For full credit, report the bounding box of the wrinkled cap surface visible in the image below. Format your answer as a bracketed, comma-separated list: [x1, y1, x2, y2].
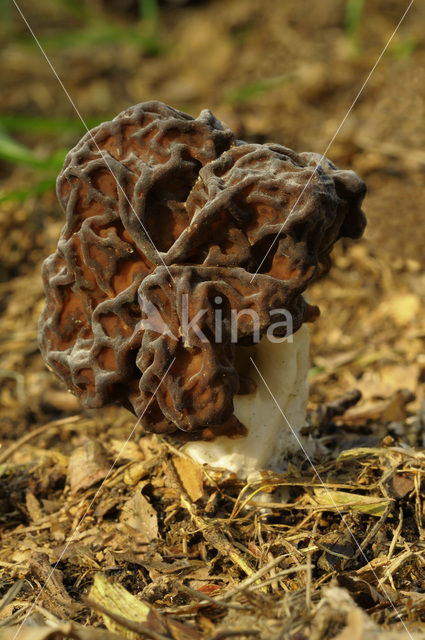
[39, 101, 366, 435]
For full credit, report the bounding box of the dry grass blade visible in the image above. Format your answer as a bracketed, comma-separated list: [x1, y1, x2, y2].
[0, 582, 23, 615]
[0, 415, 80, 464]
[177, 585, 247, 611]
[388, 508, 404, 561]
[354, 503, 392, 558]
[180, 496, 258, 582]
[245, 565, 309, 592]
[1, 3, 425, 638]
[218, 554, 293, 600]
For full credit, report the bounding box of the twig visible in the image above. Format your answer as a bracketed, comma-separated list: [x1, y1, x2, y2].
[309, 389, 362, 430]
[0, 602, 31, 629]
[414, 472, 424, 538]
[306, 516, 319, 610]
[314, 544, 352, 560]
[354, 503, 392, 559]
[0, 415, 80, 463]
[247, 565, 309, 592]
[218, 554, 290, 600]
[180, 496, 258, 584]
[178, 584, 247, 610]
[0, 580, 23, 614]
[383, 548, 417, 590]
[388, 507, 403, 561]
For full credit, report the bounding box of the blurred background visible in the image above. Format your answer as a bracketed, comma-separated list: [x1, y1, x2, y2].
[0, 0, 424, 436]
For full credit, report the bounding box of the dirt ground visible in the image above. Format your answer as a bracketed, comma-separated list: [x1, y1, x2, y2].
[0, 1, 424, 638]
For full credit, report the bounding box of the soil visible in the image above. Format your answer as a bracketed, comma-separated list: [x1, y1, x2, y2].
[0, 1, 424, 639]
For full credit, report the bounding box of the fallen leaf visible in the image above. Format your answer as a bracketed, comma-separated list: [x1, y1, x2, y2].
[25, 490, 43, 523]
[390, 472, 415, 499]
[88, 573, 164, 639]
[68, 440, 110, 494]
[120, 489, 158, 541]
[337, 447, 389, 461]
[173, 455, 204, 502]
[94, 496, 122, 518]
[88, 573, 201, 640]
[313, 488, 390, 517]
[337, 574, 383, 608]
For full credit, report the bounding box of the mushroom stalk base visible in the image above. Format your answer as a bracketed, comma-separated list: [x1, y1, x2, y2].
[182, 324, 310, 479]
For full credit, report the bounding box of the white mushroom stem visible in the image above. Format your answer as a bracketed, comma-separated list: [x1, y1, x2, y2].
[182, 324, 310, 478]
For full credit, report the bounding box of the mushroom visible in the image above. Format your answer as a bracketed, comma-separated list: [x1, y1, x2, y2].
[39, 101, 366, 478]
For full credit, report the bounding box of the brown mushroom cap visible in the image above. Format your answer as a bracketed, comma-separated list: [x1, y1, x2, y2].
[39, 101, 366, 435]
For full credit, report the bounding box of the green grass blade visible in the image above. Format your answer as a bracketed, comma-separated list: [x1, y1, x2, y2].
[139, 0, 159, 26]
[0, 128, 67, 170]
[344, 0, 365, 52]
[0, 176, 57, 204]
[0, 114, 106, 136]
[226, 74, 292, 104]
[0, 129, 42, 167]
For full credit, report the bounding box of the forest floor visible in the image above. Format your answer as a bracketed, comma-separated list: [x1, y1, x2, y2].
[0, 1, 424, 638]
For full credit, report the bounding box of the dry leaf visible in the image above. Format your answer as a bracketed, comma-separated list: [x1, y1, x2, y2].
[25, 491, 43, 523]
[197, 584, 221, 595]
[313, 488, 390, 517]
[120, 489, 158, 541]
[390, 472, 415, 499]
[337, 447, 389, 461]
[88, 572, 163, 639]
[337, 574, 383, 608]
[381, 389, 414, 422]
[68, 440, 110, 494]
[173, 456, 204, 502]
[332, 605, 424, 639]
[88, 573, 201, 640]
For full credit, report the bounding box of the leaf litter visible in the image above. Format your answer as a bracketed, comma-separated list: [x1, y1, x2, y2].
[1, 0, 425, 638]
